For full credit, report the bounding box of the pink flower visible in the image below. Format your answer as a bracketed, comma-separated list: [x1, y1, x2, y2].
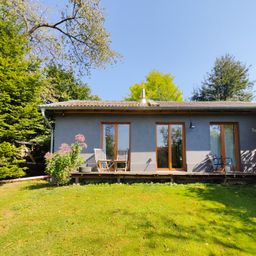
[44, 152, 53, 160]
[58, 143, 72, 155]
[80, 143, 87, 149]
[75, 134, 85, 143]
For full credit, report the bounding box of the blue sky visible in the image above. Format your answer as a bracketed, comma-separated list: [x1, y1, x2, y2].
[42, 0, 256, 100]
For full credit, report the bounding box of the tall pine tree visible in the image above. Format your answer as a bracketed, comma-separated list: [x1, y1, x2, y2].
[0, 10, 44, 178]
[191, 54, 254, 101]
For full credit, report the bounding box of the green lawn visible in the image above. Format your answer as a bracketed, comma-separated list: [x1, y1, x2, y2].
[0, 181, 255, 256]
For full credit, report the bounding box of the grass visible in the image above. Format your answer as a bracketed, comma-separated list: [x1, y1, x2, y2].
[0, 181, 256, 256]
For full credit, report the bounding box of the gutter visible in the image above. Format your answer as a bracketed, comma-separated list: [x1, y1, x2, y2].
[40, 108, 54, 153]
[38, 105, 256, 112]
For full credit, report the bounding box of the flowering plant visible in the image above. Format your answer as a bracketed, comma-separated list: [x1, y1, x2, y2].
[44, 134, 87, 185]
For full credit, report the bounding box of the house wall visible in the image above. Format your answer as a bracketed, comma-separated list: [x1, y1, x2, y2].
[53, 113, 256, 173]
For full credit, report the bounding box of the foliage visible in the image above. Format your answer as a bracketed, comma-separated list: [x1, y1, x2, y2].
[191, 54, 254, 101]
[125, 70, 183, 101]
[0, 9, 46, 178]
[45, 134, 86, 185]
[1, 182, 256, 255]
[41, 64, 100, 102]
[2, 0, 118, 74]
[0, 7, 101, 179]
[104, 125, 114, 159]
[0, 10, 43, 142]
[0, 142, 26, 179]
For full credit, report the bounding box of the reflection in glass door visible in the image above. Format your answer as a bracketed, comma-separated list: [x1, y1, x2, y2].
[210, 123, 239, 171]
[224, 125, 237, 168]
[156, 124, 185, 170]
[171, 125, 184, 168]
[103, 124, 115, 159]
[156, 125, 169, 168]
[117, 124, 130, 160]
[102, 123, 130, 161]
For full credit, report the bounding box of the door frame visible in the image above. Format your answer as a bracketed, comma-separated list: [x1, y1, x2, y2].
[156, 122, 187, 171]
[101, 122, 131, 168]
[210, 122, 241, 171]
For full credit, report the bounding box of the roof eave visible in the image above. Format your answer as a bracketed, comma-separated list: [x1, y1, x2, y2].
[38, 105, 256, 112]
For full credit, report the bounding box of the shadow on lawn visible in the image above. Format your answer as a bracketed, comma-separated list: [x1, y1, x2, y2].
[185, 184, 256, 225]
[182, 185, 256, 253]
[144, 216, 245, 252]
[24, 182, 56, 190]
[110, 185, 256, 254]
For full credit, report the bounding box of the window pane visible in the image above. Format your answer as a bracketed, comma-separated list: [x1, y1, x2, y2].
[210, 125, 221, 158]
[103, 124, 115, 160]
[157, 125, 169, 168]
[171, 125, 183, 168]
[117, 124, 130, 160]
[224, 124, 236, 167]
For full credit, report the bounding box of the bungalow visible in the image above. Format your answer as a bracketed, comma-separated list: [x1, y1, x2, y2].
[39, 95, 256, 176]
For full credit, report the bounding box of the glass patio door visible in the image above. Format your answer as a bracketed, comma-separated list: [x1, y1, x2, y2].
[102, 123, 130, 161]
[210, 123, 240, 171]
[156, 123, 186, 170]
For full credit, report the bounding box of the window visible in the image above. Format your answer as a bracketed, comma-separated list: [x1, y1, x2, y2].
[102, 123, 130, 161]
[156, 123, 186, 170]
[210, 123, 240, 171]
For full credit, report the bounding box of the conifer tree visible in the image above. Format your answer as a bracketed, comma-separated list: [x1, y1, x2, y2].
[0, 10, 44, 178]
[191, 55, 254, 101]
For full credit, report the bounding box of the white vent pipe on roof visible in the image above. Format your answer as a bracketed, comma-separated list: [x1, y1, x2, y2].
[141, 88, 147, 104]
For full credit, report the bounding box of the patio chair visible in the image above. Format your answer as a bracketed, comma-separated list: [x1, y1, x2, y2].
[114, 150, 129, 172]
[208, 154, 234, 173]
[94, 148, 114, 172]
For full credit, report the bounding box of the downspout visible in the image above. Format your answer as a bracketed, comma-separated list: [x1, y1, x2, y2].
[41, 108, 54, 153]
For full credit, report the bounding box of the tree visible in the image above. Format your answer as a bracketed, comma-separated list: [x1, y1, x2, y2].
[0, 4, 103, 179]
[191, 54, 254, 101]
[125, 70, 183, 101]
[0, 10, 45, 178]
[42, 64, 100, 102]
[2, 0, 118, 74]
[0, 142, 26, 179]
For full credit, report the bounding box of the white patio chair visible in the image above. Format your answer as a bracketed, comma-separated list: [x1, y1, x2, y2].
[94, 148, 114, 172]
[115, 150, 129, 172]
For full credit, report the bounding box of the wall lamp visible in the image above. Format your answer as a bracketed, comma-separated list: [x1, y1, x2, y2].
[189, 121, 195, 129]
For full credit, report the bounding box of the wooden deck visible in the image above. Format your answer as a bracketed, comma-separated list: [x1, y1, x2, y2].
[71, 171, 256, 184]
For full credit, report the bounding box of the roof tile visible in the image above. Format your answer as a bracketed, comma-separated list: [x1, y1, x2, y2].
[39, 100, 256, 111]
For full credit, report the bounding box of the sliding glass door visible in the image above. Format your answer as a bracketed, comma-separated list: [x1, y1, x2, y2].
[210, 123, 240, 171]
[102, 123, 130, 161]
[156, 125, 169, 168]
[156, 123, 186, 170]
[103, 124, 115, 159]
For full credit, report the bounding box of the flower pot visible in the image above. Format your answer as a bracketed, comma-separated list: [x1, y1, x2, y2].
[80, 166, 92, 173]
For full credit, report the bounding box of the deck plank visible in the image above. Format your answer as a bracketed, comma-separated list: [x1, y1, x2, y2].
[70, 171, 256, 184]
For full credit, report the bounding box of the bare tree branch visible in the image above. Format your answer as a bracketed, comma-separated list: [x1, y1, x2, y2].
[1, 0, 118, 74]
[28, 16, 77, 35]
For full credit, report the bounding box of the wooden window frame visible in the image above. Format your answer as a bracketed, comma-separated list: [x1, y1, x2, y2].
[156, 122, 187, 171]
[210, 122, 241, 171]
[101, 122, 131, 170]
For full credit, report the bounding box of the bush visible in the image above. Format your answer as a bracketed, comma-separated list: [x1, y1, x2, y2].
[45, 134, 86, 185]
[0, 142, 26, 179]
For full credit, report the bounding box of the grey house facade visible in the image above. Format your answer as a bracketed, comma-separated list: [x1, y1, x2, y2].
[40, 100, 256, 174]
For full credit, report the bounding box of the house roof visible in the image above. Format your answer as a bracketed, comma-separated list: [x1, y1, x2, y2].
[39, 100, 256, 113]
